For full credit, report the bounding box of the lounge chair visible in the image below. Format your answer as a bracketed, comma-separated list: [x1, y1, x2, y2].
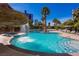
[71, 31, 75, 34]
[76, 33, 79, 35]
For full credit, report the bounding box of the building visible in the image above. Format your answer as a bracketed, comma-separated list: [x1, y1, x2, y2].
[0, 4, 28, 33]
[24, 10, 33, 21]
[24, 10, 33, 29]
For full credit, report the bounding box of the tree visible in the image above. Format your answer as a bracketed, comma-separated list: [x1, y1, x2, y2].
[63, 19, 74, 26]
[42, 7, 50, 32]
[74, 21, 79, 32]
[28, 19, 33, 29]
[53, 18, 61, 26]
[72, 8, 79, 23]
[48, 22, 51, 29]
[38, 21, 42, 30]
[60, 24, 65, 29]
[63, 19, 74, 31]
[34, 19, 39, 27]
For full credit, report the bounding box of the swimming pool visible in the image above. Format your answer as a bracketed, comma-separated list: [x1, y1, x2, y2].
[10, 32, 79, 54]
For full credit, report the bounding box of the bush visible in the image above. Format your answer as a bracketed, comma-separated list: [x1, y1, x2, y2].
[53, 26, 60, 30]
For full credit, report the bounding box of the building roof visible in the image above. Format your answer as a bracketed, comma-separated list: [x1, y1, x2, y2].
[0, 3, 28, 26]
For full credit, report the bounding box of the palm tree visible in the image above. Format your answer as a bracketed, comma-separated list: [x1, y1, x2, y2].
[72, 8, 79, 23]
[42, 7, 50, 32]
[53, 18, 61, 26]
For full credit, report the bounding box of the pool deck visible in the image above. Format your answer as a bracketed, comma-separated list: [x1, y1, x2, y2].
[49, 30, 79, 41]
[60, 32, 79, 41]
[0, 34, 13, 45]
[0, 32, 79, 56]
[0, 44, 33, 56]
[0, 33, 25, 45]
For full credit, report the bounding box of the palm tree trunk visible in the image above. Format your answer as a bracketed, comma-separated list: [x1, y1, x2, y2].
[42, 15, 47, 32]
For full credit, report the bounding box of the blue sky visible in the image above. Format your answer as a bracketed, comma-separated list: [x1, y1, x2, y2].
[9, 3, 79, 25]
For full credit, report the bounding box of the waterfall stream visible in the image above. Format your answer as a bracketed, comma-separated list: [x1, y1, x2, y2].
[20, 23, 29, 33]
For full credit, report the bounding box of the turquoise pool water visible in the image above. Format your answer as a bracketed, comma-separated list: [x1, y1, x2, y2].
[11, 32, 79, 53]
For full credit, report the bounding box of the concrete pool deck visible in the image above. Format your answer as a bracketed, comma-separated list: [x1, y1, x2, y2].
[49, 30, 79, 41]
[0, 44, 33, 56]
[0, 34, 13, 45]
[0, 33, 25, 45]
[60, 32, 79, 41]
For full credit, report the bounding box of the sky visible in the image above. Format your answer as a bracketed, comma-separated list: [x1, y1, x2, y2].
[9, 3, 79, 25]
